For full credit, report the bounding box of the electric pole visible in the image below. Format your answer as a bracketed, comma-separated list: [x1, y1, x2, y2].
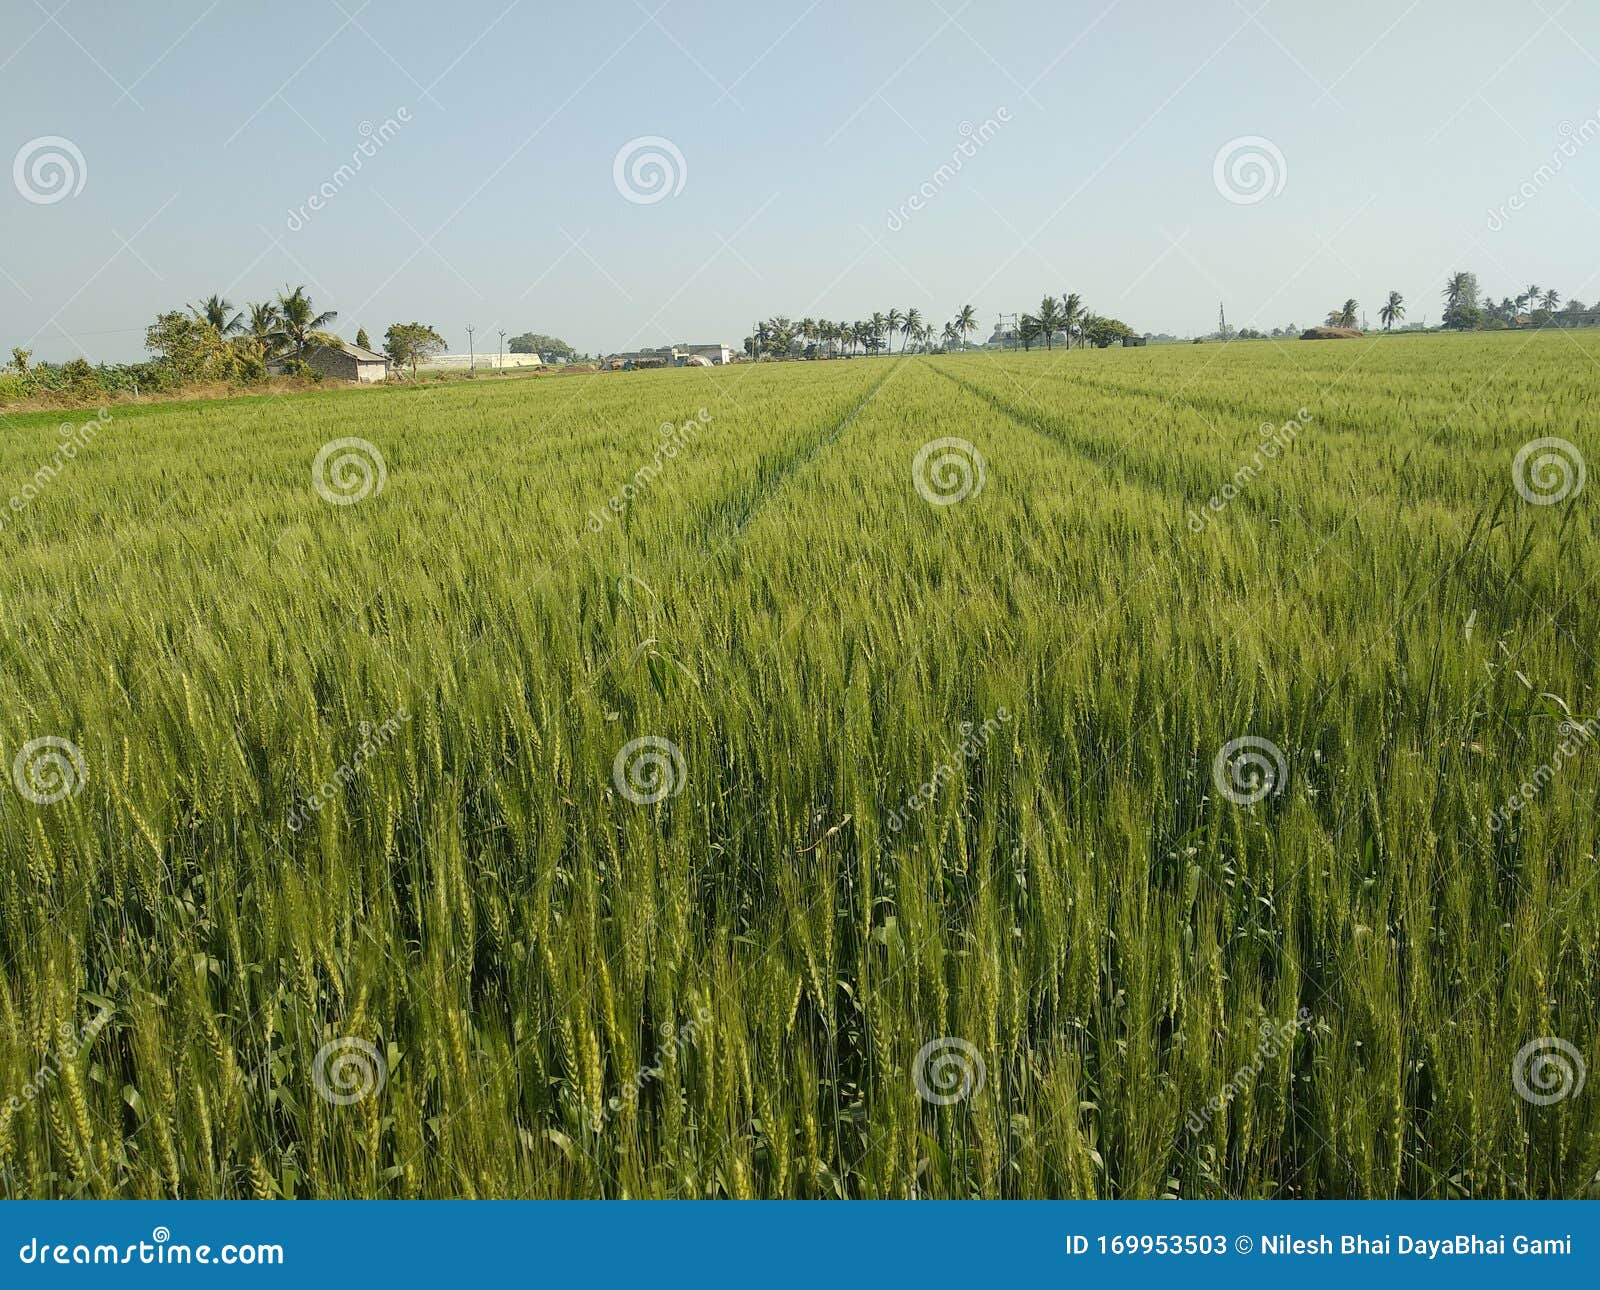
[497, 328, 506, 371]
[466, 324, 476, 372]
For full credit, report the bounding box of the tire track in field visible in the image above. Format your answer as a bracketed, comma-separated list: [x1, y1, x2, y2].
[685, 359, 903, 554]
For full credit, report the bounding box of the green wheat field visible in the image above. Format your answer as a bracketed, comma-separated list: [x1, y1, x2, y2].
[1, 331, 1596, 1199]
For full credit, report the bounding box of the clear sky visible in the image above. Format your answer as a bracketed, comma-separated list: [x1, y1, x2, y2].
[6, 0, 1600, 363]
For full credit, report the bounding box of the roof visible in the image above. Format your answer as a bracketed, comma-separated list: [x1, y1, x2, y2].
[316, 339, 389, 363]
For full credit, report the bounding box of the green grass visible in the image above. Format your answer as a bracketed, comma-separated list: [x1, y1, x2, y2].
[1, 332, 1596, 1198]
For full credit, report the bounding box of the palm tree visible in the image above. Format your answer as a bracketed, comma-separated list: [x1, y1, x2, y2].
[191, 294, 242, 336]
[1523, 284, 1541, 316]
[1338, 298, 1359, 329]
[274, 285, 338, 358]
[868, 311, 888, 355]
[1034, 295, 1065, 349]
[1059, 292, 1085, 349]
[244, 301, 281, 356]
[900, 307, 921, 353]
[1443, 272, 1472, 311]
[1542, 288, 1561, 313]
[940, 321, 959, 352]
[954, 304, 978, 349]
[1379, 290, 1405, 331]
[886, 308, 905, 356]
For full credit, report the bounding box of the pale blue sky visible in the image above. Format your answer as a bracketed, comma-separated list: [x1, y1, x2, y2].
[6, 0, 1600, 362]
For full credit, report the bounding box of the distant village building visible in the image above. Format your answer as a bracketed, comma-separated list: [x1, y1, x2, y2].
[603, 343, 733, 369]
[268, 339, 389, 382]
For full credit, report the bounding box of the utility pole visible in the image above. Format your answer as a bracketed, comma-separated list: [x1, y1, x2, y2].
[1218, 302, 1228, 340]
[997, 312, 1018, 349]
[466, 324, 476, 372]
[497, 328, 506, 371]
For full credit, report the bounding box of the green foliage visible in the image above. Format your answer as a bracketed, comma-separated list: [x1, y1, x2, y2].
[1, 338, 1596, 1199]
[508, 333, 576, 360]
[383, 322, 448, 374]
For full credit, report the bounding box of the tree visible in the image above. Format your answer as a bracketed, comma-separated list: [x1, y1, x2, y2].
[146, 310, 236, 381]
[274, 285, 338, 358]
[190, 294, 242, 336]
[383, 322, 448, 374]
[508, 333, 576, 360]
[1060, 292, 1085, 349]
[243, 302, 281, 359]
[954, 304, 978, 348]
[1018, 314, 1041, 351]
[885, 308, 905, 356]
[1084, 315, 1135, 347]
[900, 307, 921, 353]
[355, 327, 371, 350]
[1542, 288, 1561, 313]
[1337, 298, 1359, 329]
[9, 347, 32, 374]
[1034, 295, 1064, 349]
[1379, 290, 1405, 331]
[940, 321, 959, 352]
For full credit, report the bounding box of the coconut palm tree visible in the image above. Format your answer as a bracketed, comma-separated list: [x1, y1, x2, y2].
[1058, 292, 1085, 349]
[954, 304, 978, 349]
[1443, 272, 1473, 311]
[191, 294, 242, 336]
[1034, 295, 1065, 350]
[244, 301, 281, 356]
[868, 311, 888, 355]
[1522, 284, 1540, 316]
[273, 285, 338, 358]
[940, 321, 959, 352]
[1542, 288, 1561, 313]
[886, 308, 905, 356]
[1379, 291, 1405, 331]
[899, 307, 921, 353]
[1337, 298, 1359, 329]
